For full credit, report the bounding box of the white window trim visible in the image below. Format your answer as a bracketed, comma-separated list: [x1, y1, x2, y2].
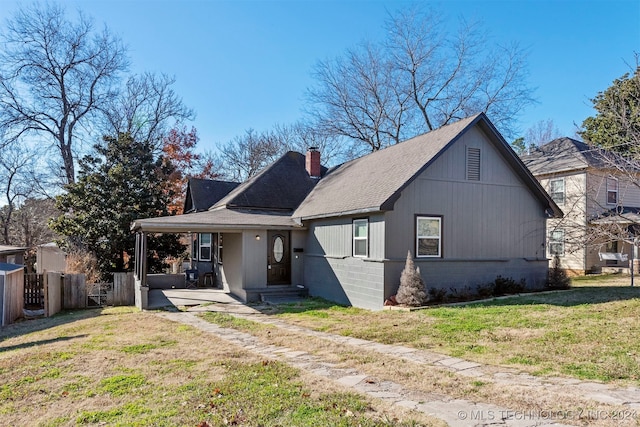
[353, 218, 368, 258]
[607, 176, 618, 205]
[217, 233, 223, 264]
[199, 233, 212, 261]
[549, 177, 565, 205]
[416, 216, 442, 258]
[549, 229, 565, 257]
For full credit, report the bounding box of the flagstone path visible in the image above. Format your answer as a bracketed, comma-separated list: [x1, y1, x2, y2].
[156, 301, 640, 427]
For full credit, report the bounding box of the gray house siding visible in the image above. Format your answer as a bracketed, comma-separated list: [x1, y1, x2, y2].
[304, 215, 386, 310]
[219, 232, 243, 297]
[384, 126, 548, 296]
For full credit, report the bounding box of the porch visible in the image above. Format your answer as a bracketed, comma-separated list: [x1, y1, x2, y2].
[130, 207, 306, 310]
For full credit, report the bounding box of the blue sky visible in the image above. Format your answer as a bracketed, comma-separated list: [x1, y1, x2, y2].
[1, 0, 639, 153]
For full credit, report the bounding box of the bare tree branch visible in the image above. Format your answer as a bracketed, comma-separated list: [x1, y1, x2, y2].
[0, 3, 128, 184]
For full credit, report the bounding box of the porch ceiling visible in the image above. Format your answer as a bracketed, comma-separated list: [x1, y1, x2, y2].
[131, 207, 304, 233]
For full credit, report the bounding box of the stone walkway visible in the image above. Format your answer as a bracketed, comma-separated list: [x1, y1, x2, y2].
[156, 302, 640, 427]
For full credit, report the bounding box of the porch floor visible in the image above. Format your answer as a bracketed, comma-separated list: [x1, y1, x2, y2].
[148, 288, 243, 310]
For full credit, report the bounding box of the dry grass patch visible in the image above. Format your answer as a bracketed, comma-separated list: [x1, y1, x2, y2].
[0, 307, 435, 426]
[200, 311, 637, 427]
[269, 281, 640, 385]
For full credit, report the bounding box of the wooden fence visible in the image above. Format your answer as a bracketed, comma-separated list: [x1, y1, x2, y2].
[24, 274, 44, 308]
[25, 272, 135, 320]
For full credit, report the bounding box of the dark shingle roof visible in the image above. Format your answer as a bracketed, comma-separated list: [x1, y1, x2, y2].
[214, 151, 326, 212]
[295, 113, 561, 220]
[132, 207, 301, 232]
[521, 137, 609, 176]
[133, 113, 562, 231]
[294, 115, 482, 219]
[183, 178, 240, 213]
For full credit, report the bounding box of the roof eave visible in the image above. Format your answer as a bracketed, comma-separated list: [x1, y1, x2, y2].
[131, 221, 305, 233]
[296, 206, 384, 222]
[474, 115, 564, 218]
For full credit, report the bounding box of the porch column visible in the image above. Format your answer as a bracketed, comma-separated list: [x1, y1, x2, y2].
[134, 232, 149, 309]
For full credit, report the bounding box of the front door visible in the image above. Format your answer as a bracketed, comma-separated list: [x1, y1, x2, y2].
[267, 231, 290, 285]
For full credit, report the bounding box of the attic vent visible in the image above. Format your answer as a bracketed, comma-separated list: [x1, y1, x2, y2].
[466, 147, 481, 181]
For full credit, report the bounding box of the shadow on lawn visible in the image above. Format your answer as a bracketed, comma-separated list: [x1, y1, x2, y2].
[469, 285, 640, 308]
[254, 297, 346, 315]
[0, 308, 102, 343]
[0, 334, 88, 353]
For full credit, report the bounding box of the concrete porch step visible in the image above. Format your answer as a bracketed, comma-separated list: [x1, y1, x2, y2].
[252, 285, 308, 303]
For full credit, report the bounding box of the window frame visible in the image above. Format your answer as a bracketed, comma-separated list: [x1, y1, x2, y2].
[198, 233, 212, 261]
[217, 233, 223, 264]
[416, 215, 442, 258]
[352, 218, 369, 258]
[549, 228, 565, 257]
[607, 176, 618, 205]
[549, 177, 565, 205]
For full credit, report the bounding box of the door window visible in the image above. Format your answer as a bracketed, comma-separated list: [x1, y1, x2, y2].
[273, 236, 284, 263]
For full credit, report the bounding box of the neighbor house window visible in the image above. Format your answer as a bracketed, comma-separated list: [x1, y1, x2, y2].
[217, 233, 223, 264]
[416, 216, 441, 257]
[549, 178, 565, 205]
[199, 233, 211, 261]
[549, 229, 564, 256]
[607, 176, 618, 205]
[353, 219, 368, 257]
[466, 147, 481, 181]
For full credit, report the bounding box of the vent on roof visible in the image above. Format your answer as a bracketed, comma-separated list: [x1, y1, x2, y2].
[466, 147, 480, 181]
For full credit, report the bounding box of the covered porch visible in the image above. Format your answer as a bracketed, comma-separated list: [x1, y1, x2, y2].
[130, 207, 307, 310]
[589, 207, 640, 276]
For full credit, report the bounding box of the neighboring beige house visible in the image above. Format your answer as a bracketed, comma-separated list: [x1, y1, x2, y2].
[522, 137, 640, 275]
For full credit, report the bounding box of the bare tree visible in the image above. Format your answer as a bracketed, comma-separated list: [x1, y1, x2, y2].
[0, 3, 128, 185]
[308, 42, 411, 152]
[101, 72, 195, 150]
[218, 129, 285, 182]
[525, 119, 562, 147]
[307, 6, 534, 152]
[272, 122, 349, 166]
[0, 142, 35, 244]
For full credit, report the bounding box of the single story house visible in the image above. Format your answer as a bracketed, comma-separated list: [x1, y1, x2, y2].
[132, 113, 562, 310]
[0, 245, 26, 265]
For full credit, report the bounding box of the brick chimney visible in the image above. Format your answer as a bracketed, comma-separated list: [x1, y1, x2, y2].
[305, 147, 321, 178]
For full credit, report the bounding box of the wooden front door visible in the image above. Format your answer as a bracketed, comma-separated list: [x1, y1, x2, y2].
[267, 231, 290, 285]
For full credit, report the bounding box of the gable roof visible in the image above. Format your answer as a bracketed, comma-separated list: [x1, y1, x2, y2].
[213, 151, 326, 212]
[133, 114, 562, 232]
[521, 137, 610, 176]
[0, 245, 26, 255]
[183, 178, 240, 213]
[294, 113, 562, 220]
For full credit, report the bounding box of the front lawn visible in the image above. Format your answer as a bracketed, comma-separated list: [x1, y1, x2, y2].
[272, 276, 640, 384]
[0, 307, 432, 426]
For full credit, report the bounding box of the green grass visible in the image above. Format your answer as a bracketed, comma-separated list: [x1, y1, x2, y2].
[98, 373, 147, 396]
[0, 309, 432, 426]
[273, 283, 640, 384]
[200, 311, 272, 332]
[203, 359, 415, 426]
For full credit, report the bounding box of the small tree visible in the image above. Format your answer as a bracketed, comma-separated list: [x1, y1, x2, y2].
[547, 255, 571, 290]
[50, 132, 184, 279]
[395, 251, 429, 306]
